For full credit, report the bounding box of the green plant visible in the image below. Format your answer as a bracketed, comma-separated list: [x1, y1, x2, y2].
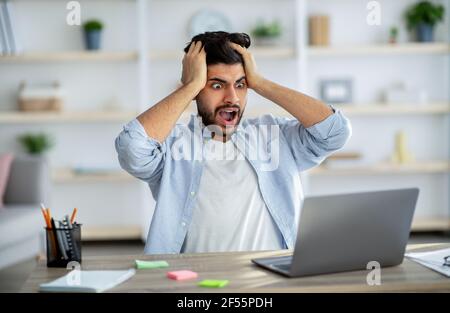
[405, 1, 445, 30]
[390, 26, 398, 37]
[251, 20, 282, 38]
[389, 26, 399, 43]
[18, 133, 54, 155]
[83, 19, 103, 32]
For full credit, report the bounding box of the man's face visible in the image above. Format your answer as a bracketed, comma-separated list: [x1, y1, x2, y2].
[196, 63, 248, 140]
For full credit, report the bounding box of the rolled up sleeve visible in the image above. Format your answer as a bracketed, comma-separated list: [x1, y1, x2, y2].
[277, 106, 352, 171]
[115, 118, 166, 183]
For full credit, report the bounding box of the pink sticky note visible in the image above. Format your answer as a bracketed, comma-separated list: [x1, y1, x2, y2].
[167, 270, 198, 281]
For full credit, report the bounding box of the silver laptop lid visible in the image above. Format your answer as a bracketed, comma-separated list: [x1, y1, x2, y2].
[290, 188, 419, 277]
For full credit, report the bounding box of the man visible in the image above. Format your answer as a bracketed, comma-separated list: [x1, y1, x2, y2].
[115, 32, 351, 254]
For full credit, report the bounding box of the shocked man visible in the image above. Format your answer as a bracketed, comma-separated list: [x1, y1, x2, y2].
[115, 32, 352, 254]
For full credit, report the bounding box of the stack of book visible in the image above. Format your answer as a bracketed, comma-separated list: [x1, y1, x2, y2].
[0, 0, 21, 55]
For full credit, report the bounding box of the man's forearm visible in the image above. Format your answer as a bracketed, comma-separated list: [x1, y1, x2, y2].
[137, 82, 202, 142]
[253, 78, 333, 128]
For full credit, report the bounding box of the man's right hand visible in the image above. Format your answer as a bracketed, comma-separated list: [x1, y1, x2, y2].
[181, 41, 207, 92]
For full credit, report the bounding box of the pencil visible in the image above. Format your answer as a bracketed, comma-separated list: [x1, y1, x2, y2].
[40, 203, 57, 259]
[40, 203, 51, 229]
[46, 208, 52, 226]
[40, 207, 51, 228]
[70, 208, 78, 224]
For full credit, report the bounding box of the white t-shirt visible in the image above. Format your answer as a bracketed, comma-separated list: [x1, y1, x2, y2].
[181, 138, 284, 253]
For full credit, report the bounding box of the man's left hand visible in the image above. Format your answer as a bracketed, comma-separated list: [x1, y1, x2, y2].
[229, 42, 264, 90]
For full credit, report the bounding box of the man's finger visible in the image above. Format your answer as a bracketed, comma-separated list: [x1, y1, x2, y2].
[187, 41, 196, 55]
[229, 42, 246, 54]
[193, 41, 203, 54]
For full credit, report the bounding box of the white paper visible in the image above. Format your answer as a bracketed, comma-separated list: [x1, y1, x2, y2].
[405, 248, 450, 278]
[39, 269, 136, 293]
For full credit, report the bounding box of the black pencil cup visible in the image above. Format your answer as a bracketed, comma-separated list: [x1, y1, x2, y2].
[46, 223, 82, 268]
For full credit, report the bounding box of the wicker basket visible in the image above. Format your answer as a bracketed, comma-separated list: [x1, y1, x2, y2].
[17, 81, 64, 112]
[18, 97, 63, 112]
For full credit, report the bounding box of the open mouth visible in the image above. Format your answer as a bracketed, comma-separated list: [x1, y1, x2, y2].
[216, 107, 239, 126]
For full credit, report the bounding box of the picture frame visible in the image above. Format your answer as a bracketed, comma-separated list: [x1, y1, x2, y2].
[319, 79, 353, 104]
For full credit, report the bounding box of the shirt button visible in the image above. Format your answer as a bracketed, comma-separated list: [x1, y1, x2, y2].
[190, 191, 195, 196]
[182, 222, 186, 227]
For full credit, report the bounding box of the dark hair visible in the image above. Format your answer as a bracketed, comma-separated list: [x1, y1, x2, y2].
[183, 31, 251, 65]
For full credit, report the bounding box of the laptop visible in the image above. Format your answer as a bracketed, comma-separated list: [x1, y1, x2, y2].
[252, 188, 419, 277]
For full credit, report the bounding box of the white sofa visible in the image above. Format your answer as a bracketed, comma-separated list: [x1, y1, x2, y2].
[0, 156, 50, 269]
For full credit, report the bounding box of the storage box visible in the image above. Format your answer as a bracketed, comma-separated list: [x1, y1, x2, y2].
[18, 82, 65, 112]
[309, 15, 330, 46]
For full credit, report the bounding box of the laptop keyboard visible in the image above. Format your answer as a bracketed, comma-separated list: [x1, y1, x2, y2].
[271, 256, 293, 271]
[273, 262, 291, 271]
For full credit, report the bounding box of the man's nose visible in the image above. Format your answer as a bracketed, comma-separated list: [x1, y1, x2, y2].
[223, 86, 240, 105]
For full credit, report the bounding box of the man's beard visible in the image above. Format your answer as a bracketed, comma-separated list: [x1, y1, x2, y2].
[196, 102, 244, 138]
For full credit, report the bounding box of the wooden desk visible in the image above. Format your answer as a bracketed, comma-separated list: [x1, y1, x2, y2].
[22, 243, 450, 292]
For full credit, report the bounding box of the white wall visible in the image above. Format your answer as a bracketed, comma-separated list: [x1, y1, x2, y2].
[304, 0, 449, 220]
[0, 0, 449, 238]
[0, 1, 143, 235]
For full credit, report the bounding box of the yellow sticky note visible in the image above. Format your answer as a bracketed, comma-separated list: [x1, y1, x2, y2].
[135, 260, 169, 269]
[198, 279, 229, 288]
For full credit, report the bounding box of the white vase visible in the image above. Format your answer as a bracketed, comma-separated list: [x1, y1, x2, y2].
[254, 37, 280, 47]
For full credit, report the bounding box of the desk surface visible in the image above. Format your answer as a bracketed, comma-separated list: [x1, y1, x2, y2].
[22, 243, 450, 293]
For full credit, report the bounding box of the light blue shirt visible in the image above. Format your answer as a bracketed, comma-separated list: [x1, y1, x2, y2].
[115, 107, 352, 254]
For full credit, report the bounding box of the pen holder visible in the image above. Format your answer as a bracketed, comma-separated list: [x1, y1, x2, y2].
[45, 223, 82, 268]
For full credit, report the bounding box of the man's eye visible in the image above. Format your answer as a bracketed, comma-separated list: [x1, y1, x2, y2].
[211, 83, 222, 89]
[236, 82, 246, 88]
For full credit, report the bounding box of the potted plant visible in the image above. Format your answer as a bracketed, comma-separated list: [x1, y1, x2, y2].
[83, 19, 104, 50]
[389, 26, 399, 44]
[405, 1, 445, 42]
[18, 133, 54, 155]
[251, 19, 282, 46]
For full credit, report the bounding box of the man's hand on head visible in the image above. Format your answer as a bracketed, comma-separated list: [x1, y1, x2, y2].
[181, 41, 207, 93]
[229, 42, 264, 90]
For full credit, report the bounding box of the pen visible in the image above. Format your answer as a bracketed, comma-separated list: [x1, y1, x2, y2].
[52, 218, 68, 260]
[58, 220, 70, 258]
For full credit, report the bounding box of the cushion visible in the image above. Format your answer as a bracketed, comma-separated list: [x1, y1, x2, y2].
[0, 154, 14, 208]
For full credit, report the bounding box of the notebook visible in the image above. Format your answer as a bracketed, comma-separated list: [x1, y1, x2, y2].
[39, 269, 136, 293]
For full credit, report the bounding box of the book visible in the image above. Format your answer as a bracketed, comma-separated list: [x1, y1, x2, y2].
[39, 269, 136, 293]
[3, 0, 21, 53]
[0, 1, 10, 54]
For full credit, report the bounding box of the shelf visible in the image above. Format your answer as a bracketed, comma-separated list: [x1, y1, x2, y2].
[79, 220, 450, 240]
[0, 51, 138, 63]
[0, 48, 296, 63]
[52, 168, 135, 183]
[149, 46, 295, 60]
[81, 225, 142, 241]
[239, 103, 450, 118]
[1, 103, 447, 125]
[0, 110, 139, 123]
[336, 103, 450, 116]
[308, 43, 450, 57]
[309, 161, 450, 176]
[411, 218, 450, 232]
